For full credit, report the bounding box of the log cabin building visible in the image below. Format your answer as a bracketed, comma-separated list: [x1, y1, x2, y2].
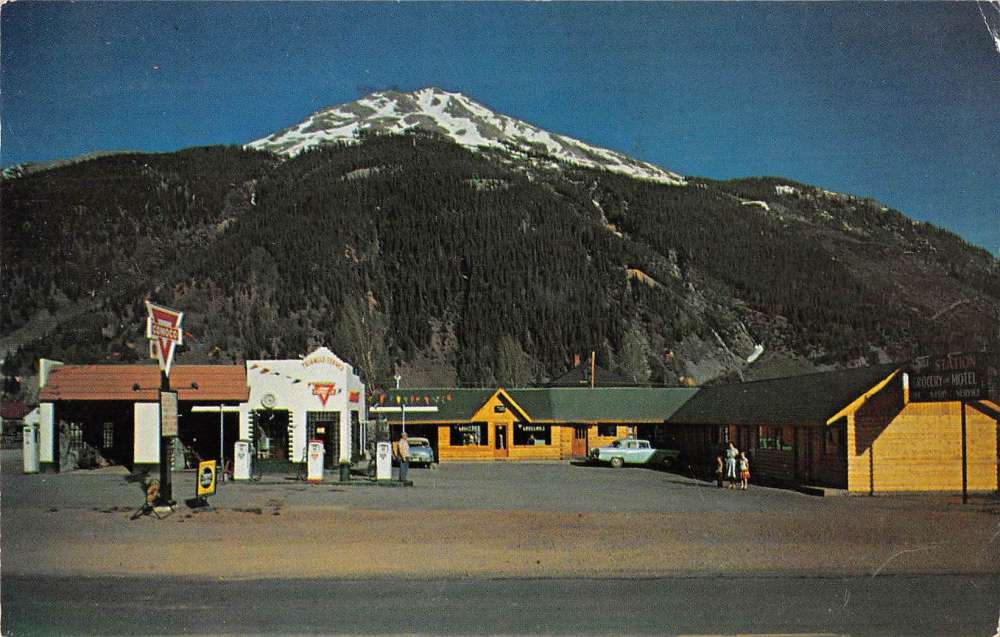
[369, 387, 697, 462]
[668, 365, 1000, 494]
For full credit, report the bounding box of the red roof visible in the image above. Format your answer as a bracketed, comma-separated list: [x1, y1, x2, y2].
[39, 365, 248, 402]
[0, 401, 32, 420]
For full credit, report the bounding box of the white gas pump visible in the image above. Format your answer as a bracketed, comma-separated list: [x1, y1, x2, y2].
[233, 440, 251, 480]
[306, 439, 324, 482]
[23, 422, 39, 474]
[376, 441, 392, 481]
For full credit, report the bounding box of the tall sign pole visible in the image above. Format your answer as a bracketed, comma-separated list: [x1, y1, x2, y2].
[960, 400, 968, 505]
[146, 301, 183, 504]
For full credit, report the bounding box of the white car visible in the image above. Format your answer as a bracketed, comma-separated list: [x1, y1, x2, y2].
[588, 437, 679, 469]
[405, 437, 435, 466]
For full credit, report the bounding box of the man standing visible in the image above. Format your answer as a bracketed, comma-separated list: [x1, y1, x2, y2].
[397, 432, 410, 483]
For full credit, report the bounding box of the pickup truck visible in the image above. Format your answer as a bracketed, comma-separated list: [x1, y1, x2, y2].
[588, 437, 680, 469]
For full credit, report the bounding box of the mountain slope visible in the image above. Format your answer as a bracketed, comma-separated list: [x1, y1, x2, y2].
[247, 87, 686, 186]
[2, 105, 998, 395]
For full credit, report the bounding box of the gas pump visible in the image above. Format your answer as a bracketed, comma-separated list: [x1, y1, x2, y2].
[306, 439, 324, 482]
[23, 422, 39, 473]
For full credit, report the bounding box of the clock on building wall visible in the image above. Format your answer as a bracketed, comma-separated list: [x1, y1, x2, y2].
[261, 393, 277, 409]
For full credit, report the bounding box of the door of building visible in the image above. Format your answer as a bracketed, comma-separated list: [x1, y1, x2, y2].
[572, 425, 588, 458]
[307, 412, 339, 469]
[795, 427, 813, 483]
[494, 425, 508, 458]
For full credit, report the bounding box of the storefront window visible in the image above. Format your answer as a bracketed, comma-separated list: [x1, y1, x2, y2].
[597, 424, 617, 437]
[450, 423, 487, 446]
[514, 423, 550, 446]
[254, 409, 289, 460]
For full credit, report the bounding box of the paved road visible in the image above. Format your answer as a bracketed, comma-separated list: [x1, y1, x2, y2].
[4, 574, 999, 636]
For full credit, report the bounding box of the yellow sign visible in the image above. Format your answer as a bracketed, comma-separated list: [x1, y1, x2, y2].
[196, 460, 217, 497]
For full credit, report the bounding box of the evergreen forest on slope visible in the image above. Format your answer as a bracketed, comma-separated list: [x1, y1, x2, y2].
[2, 133, 998, 396]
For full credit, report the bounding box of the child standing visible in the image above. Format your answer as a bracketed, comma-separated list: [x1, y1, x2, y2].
[714, 454, 724, 488]
[739, 451, 750, 490]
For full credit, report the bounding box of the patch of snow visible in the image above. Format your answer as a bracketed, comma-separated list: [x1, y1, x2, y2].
[741, 200, 770, 211]
[775, 184, 797, 196]
[746, 343, 764, 364]
[247, 87, 686, 186]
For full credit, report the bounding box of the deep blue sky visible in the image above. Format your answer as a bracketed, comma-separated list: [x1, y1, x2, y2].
[2, 2, 998, 255]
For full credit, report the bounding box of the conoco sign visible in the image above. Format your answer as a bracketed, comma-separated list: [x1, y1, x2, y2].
[145, 301, 184, 377]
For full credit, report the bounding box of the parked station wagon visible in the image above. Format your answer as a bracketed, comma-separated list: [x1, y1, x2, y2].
[588, 437, 679, 469]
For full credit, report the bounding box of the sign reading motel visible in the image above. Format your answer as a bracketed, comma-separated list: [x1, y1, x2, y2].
[908, 351, 998, 403]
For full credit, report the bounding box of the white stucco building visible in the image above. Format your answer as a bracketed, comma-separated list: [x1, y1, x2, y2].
[34, 347, 366, 474]
[245, 347, 367, 466]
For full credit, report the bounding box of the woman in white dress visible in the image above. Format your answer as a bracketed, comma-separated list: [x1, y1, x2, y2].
[724, 442, 738, 489]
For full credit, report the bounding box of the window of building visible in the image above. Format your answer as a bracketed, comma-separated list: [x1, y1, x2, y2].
[597, 424, 617, 437]
[514, 423, 550, 446]
[103, 422, 114, 449]
[450, 423, 487, 446]
[825, 419, 847, 459]
[757, 426, 791, 451]
[254, 410, 290, 460]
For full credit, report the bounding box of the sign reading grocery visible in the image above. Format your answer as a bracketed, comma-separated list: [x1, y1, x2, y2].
[908, 351, 999, 402]
[145, 301, 184, 377]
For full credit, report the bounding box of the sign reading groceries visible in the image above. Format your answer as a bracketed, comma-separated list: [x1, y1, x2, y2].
[145, 301, 184, 377]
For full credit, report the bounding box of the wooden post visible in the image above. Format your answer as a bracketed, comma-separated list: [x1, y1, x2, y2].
[961, 400, 968, 505]
[869, 436, 875, 497]
[159, 370, 172, 503]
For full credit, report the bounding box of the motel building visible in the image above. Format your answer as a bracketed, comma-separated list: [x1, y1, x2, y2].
[34, 347, 365, 474]
[373, 359, 998, 495]
[667, 363, 1000, 494]
[370, 386, 698, 462]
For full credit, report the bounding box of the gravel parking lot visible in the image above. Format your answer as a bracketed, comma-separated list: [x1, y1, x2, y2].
[1, 449, 988, 514]
[3, 450, 999, 580]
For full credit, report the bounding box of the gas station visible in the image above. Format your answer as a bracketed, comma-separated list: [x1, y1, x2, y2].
[30, 304, 368, 488]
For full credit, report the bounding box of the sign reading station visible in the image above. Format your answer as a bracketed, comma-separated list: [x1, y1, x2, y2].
[909, 352, 999, 403]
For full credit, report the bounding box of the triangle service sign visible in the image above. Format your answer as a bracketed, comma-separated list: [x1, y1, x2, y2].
[146, 301, 184, 377]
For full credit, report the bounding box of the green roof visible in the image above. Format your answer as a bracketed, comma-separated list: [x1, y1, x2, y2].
[373, 387, 699, 423]
[669, 365, 898, 427]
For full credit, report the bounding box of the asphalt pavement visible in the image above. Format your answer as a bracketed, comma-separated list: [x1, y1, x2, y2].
[4, 573, 999, 636]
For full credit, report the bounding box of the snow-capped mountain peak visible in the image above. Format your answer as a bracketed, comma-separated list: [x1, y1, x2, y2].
[246, 87, 686, 185]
